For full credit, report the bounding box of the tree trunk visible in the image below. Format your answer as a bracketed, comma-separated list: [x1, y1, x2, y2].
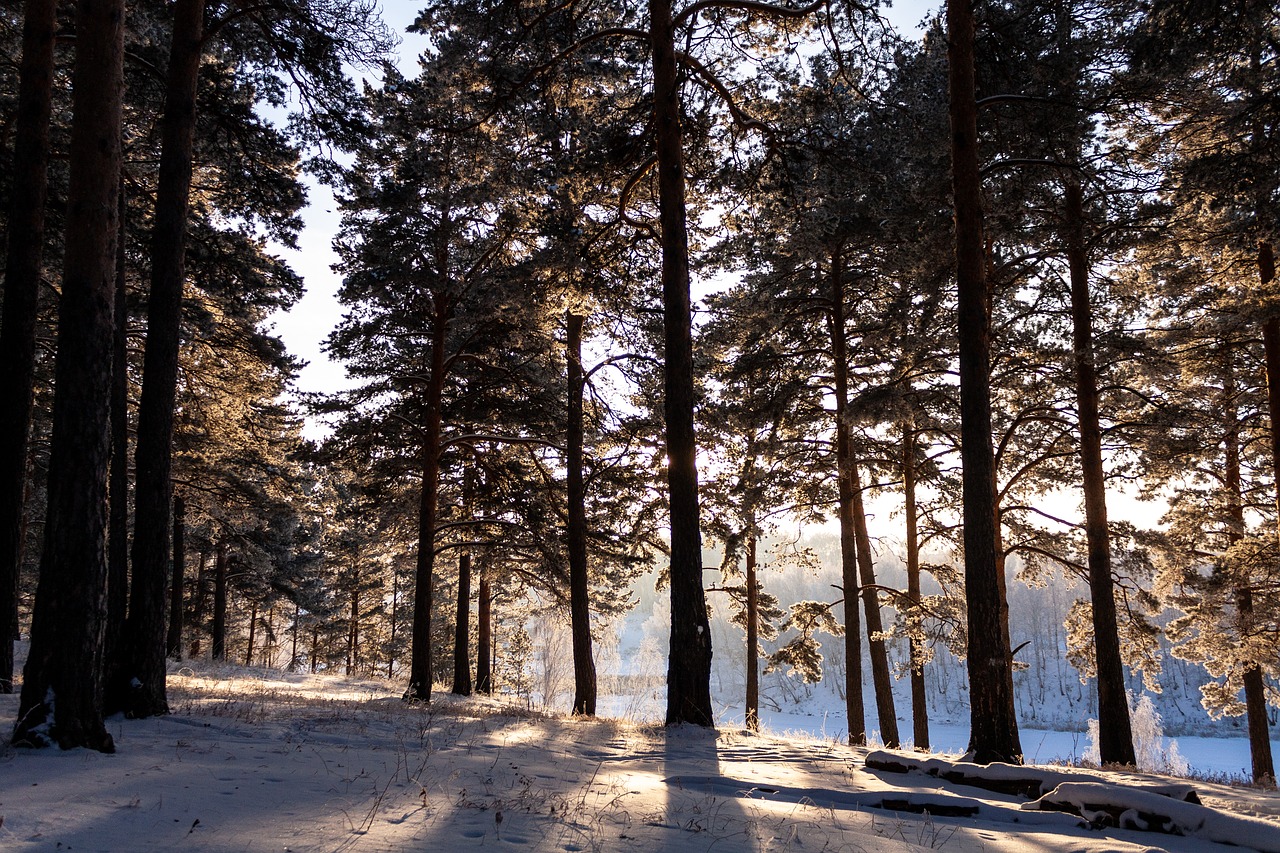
[12, 0, 124, 752]
[347, 580, 359, 676]
[290, 602, 300, 672]
[104, 180, 130, 714]
[946, 0, 1022, 765]
[212, 540, 227, 661]
[650, 0, 713, 728]
[190, 549, 207, 658]
[125, 0, 205, 720]
[452, 547, 472, 695]
[388, 566, 399, 678]
[1251, 241, 1279, 784]
[566, 312, 597, 714]
[1064, 176, 1135, 767]
[166, 496, 186, 660]
[405, 299, 449, 702]
[477, 561, 492, 694]
[745, 531, 759, 732]
[245, 601, 257, 667]
[850, 463, 900, 748]
[903, 420, 929, 751]
[830, 247, 866, 745]
[0, 0, 58, 696]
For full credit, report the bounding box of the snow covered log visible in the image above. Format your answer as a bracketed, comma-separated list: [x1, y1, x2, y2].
[1025, 782, 1280, 851]
[865, 750, 1200, 803]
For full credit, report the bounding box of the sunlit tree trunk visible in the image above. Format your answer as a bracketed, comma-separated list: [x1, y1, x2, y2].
[453, 546, 473, 695]
[212, 540, 227, 660]
[745, 531, 759, 732]
[104, 182, 131, 712]
[946, 0, 1022, 764]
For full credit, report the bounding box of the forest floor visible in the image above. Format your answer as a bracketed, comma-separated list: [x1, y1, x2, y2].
[1, 661, 1279, 853]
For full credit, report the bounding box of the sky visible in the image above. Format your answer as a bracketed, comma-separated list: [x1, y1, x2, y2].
[265, 0, 942, 435]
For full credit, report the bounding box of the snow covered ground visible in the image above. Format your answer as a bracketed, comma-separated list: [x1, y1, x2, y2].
[2, 661, 1278, 853]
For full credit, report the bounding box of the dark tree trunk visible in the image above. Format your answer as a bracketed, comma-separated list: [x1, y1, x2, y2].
[190, 549, 206, 658]
[830, 248, 866, 745]
[850, 463, 900, 748]
[166, 496, 185, 660]
[387, 566, 399, 678]
[124, 0, 205, 720]
[0, 0, 58, 696]
[566, 312, 597, 714]
[405, 300, 448, 702]
[650, 0, 712, 728]
[1064, 177, 1135, 767]
[245, 601, 257, 667]
[903, 420, 929, 751]
[452, 548, 472, 695]
[290, 602, 300, 672]
[212, 540, 227, 660]
[104, 180, 131, 714]
[477, 561, 492, 694]
[12, 0, 124, 752]
[346, 580, 359, 675]
[1251, 241, 1279, 784]
[745, 531, 759, 732]
[946, 0, 1022, 765]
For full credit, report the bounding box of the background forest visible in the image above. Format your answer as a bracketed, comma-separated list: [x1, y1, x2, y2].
[0, 0, 1277, 788]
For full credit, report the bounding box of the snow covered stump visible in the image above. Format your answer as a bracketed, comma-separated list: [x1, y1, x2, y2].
[1025, 782, 1280, 851]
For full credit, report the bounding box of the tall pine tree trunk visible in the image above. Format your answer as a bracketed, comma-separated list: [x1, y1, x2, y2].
[12, 0, 125, 751]
[166, 496, 186, 659]
[850, 463, 900, 748]
[830, 247, 866, 745]
[566, 312, 597, 714]
[0, 0, 58, 695]
[125, 0, 205, 719]
[104, 181, 131, 713]
[946, 0, 1021, 764]
[1251, 241, 1279, 784]
[477, 560, 492, 694]
[903, 419, 929, 751]
[650, 0, 712, 727]
[212, 540, 227, 660]
[745, 531, 759, 732]
[346, 580, 359, 675]
[453, 547, 473, 695]
[405, 300, 448, 702]
[1064, 176, 1135, 767]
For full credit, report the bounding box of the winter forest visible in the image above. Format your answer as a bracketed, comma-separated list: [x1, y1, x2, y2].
[2, 0, 1280, 847]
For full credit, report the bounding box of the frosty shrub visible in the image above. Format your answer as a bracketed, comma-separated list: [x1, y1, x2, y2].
[1085, 691, 1188, 775]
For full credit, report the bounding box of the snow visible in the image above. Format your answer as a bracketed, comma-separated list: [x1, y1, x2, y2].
[2, 660, 1277, 853]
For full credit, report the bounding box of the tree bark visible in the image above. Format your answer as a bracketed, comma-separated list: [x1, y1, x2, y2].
[12, 0, 124, 752]
[566, 312, 597, 714]
[745, 531, 759, 732]
[477, 560, 492, 694]
[830, 248, 866, 745]
[346, 579, 359, 675]
[190, 549, 207, 658]
[125, 0, 205, 720]
[0, 0, 58, 696]
[650, 0, 712, 727]
[166, 496, 186, 660]
[1064, 176, 1135, 767]
[903, 420, 929, 751]
[946, 0, 1022, 765]
[212, 540, 227, 660]
[452, 546, 473, 695]
[1251, 241, 1279, 784]
[104, 180, 131, 713]
[244, 601, 257, 667]
[850, 463, 900, 748]
[405, 299, 449, 702]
